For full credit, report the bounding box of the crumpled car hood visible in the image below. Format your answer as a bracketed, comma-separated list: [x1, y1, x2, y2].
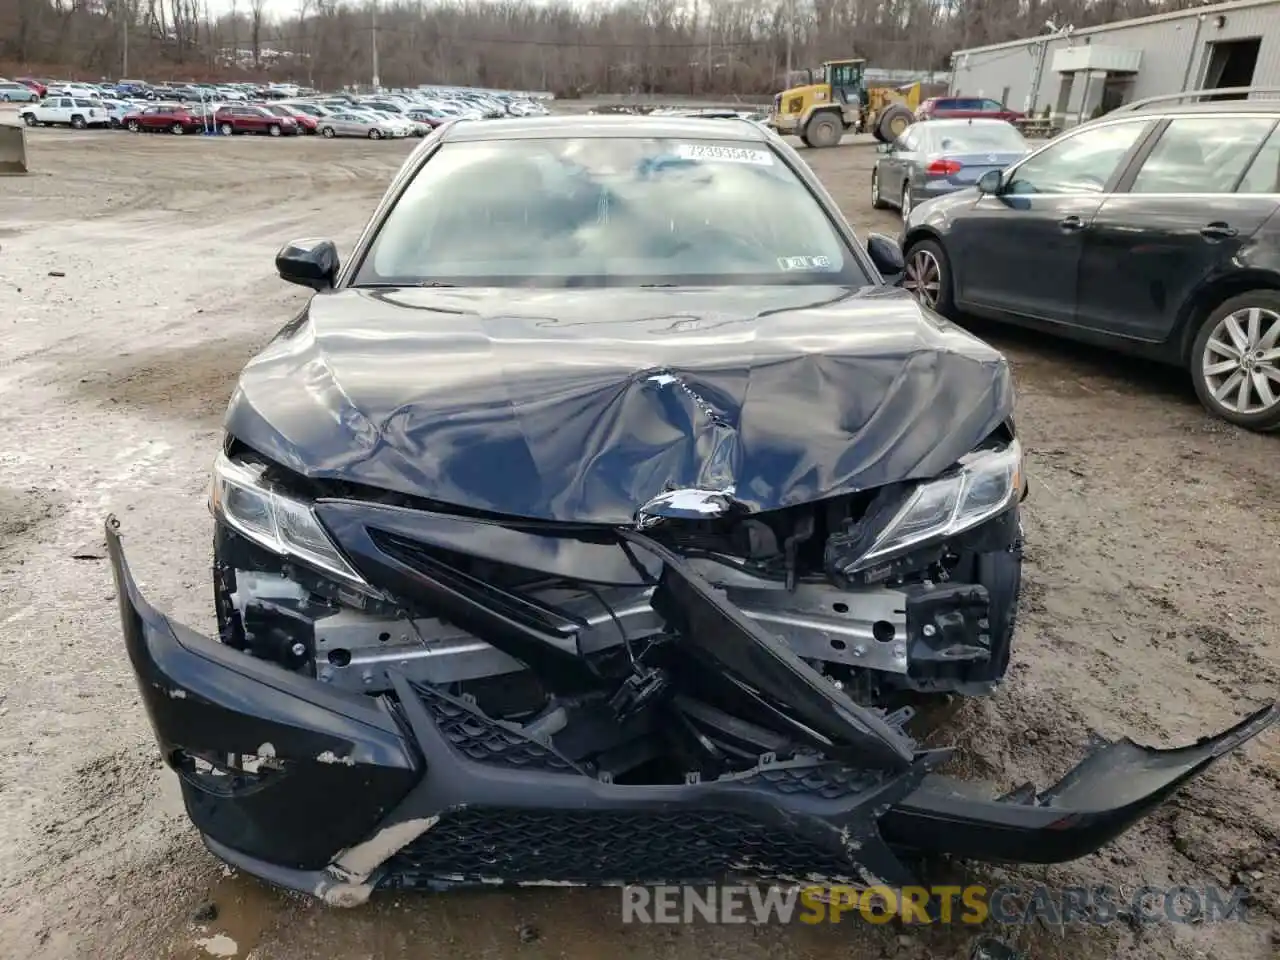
[226, 284, 1013, 524]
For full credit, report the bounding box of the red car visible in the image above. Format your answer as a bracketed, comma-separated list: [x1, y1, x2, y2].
[123, 104, 205, 134]
[262, 103, 318, 134]
[214, 104, 300, 136]
[17, 78, 48, 97]
[915, 97, 1023, 123]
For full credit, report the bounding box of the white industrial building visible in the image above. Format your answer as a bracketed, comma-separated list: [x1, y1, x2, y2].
[950, 0, 1280, 124]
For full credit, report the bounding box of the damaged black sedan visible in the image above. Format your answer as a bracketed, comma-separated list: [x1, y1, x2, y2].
[109, 116, 1277, 905]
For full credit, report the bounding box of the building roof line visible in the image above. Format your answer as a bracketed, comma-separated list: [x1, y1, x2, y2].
[953, 0, 1278, 57]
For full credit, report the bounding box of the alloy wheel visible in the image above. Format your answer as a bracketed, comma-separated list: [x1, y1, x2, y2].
[904, 248, 942, 308]
[1201, 306, 1280, 415]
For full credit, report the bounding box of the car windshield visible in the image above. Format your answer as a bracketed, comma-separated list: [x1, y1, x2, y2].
[356, 136, 866, 288]
[931, 123, 1027, 153]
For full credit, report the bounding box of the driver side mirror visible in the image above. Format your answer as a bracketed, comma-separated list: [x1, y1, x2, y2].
[977, 169, 1003, 195]
[276, 238, 339, 290]
[866, 233, 905, 278]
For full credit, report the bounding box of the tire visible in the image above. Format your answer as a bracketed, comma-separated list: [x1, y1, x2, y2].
[321, 126, 336, 138]
[368, 128, 382, 140]
[875, 105, 913, 144]
[902, 238, 954, 315]
[871, 168, 889, 209]
[22, 113, 37, 127]
[69, 114, 86, 130]
[219, 122, 234, 136]
[1, 94, 9, 103]
[268, 123, 282, 137]
[804, 112, 842, 148]
[1189, 291, 1280, 431]
[170, 122, 184, 135]
[798, 133, 813, 148]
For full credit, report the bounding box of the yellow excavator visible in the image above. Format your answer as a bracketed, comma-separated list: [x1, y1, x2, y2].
[769, 58, 920, 147]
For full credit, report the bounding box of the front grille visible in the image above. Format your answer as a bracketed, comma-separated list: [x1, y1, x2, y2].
[379, 807, 863, 888]
[414, 681, 580, 774]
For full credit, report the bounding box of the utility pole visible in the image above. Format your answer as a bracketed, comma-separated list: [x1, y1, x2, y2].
[121, 0, 129, 77]
[371, 0, 380, 91]
[784, 0, 793, 82]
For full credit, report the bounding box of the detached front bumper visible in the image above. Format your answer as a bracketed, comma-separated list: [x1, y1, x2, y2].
[107, 518, 1278, 902]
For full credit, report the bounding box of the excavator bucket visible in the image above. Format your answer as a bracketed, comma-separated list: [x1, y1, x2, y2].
[0, 123, 28, 175]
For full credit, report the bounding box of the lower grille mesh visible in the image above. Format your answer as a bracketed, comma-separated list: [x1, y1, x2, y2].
[379, 807, 862, 888]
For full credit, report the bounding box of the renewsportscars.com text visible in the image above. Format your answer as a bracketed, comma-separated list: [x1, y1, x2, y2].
[621, 883, 1250, 926]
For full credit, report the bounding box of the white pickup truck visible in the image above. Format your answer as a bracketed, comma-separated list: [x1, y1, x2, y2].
[19, 96, 110, 130]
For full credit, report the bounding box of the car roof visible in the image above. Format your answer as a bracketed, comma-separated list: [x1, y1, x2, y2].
[1117, 98, 1280, 118]
[439, 114, 769, 143]
[921, 117, 1013, 128]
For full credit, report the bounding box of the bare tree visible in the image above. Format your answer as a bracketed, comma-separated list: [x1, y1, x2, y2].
[249, 0, 264, 68]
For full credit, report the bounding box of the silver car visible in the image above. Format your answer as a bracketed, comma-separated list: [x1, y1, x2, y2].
[872, 118, 1030, 220]
[0, 80, 39, 103]
[316, 110, 399, 140]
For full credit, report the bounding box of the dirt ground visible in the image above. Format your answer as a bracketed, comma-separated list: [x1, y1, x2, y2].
[0, 115, 1276, 960]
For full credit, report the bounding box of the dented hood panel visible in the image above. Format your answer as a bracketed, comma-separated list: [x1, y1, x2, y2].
[226, 284, 1012, 523]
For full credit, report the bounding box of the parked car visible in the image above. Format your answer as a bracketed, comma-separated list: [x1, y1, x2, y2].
[360, 108, 417, 137]
[902, 96, 1280, 431]
[20, 96, 110, 129]
[98, 98, 134, 127]
[872, 119, 1030, 220]
[123, 103, 205, 134]
[315, 109, 399, 139]
[214, 104, 299, 136]
[916, 97, 1023, 123]
[16, 77, 48, 97]
[0, 80, 40, 102]
[115, 81, 157, 100]
[49, 83, 104, 101]
[102, 114, 1278, 905]
[262, 103, 318, 133]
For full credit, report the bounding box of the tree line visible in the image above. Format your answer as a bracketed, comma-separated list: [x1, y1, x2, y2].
[0, 0, 1208, 95]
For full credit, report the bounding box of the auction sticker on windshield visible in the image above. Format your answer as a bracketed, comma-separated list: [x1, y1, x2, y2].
[675, 143, 774, 165]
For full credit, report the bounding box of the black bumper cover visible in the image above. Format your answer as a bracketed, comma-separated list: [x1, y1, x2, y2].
[107, 518, 1278, 900]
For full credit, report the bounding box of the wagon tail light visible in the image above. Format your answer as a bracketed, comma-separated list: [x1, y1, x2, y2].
[926, 158, 963, 176]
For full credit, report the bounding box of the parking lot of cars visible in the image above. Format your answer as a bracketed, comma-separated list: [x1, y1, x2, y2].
[0, 111, 1275, 960]
[5, 78, 549, 139]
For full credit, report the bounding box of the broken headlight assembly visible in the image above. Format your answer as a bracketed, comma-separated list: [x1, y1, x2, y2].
[839, 440, 1023, 576]
[209, 451, 367, 588]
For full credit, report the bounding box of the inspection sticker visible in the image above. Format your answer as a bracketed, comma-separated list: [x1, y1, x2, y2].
[778, 255, 833, 270]
[675, 143, 774, 165]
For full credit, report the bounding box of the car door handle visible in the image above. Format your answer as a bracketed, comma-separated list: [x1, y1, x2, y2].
[1200, 222, 1238, 239]
[1059, 215, 1085, 232]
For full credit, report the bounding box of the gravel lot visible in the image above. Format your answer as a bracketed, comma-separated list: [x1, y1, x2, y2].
[0, 117, 1276, 960]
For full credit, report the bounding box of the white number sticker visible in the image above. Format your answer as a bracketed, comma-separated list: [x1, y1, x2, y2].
[778, 255, 836, 271]
[674, 143, 774, 165]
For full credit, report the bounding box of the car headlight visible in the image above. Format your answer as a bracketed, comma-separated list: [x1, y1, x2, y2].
[209, 451, 367, 586]
[842, 440, 1023, 574]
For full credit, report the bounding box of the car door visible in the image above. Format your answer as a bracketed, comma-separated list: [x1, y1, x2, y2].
[51, 97, 74, 123]
[1075, 115, 1280, 342]
[880, 126, 921, 198]
[950, 117, 1154, 323]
